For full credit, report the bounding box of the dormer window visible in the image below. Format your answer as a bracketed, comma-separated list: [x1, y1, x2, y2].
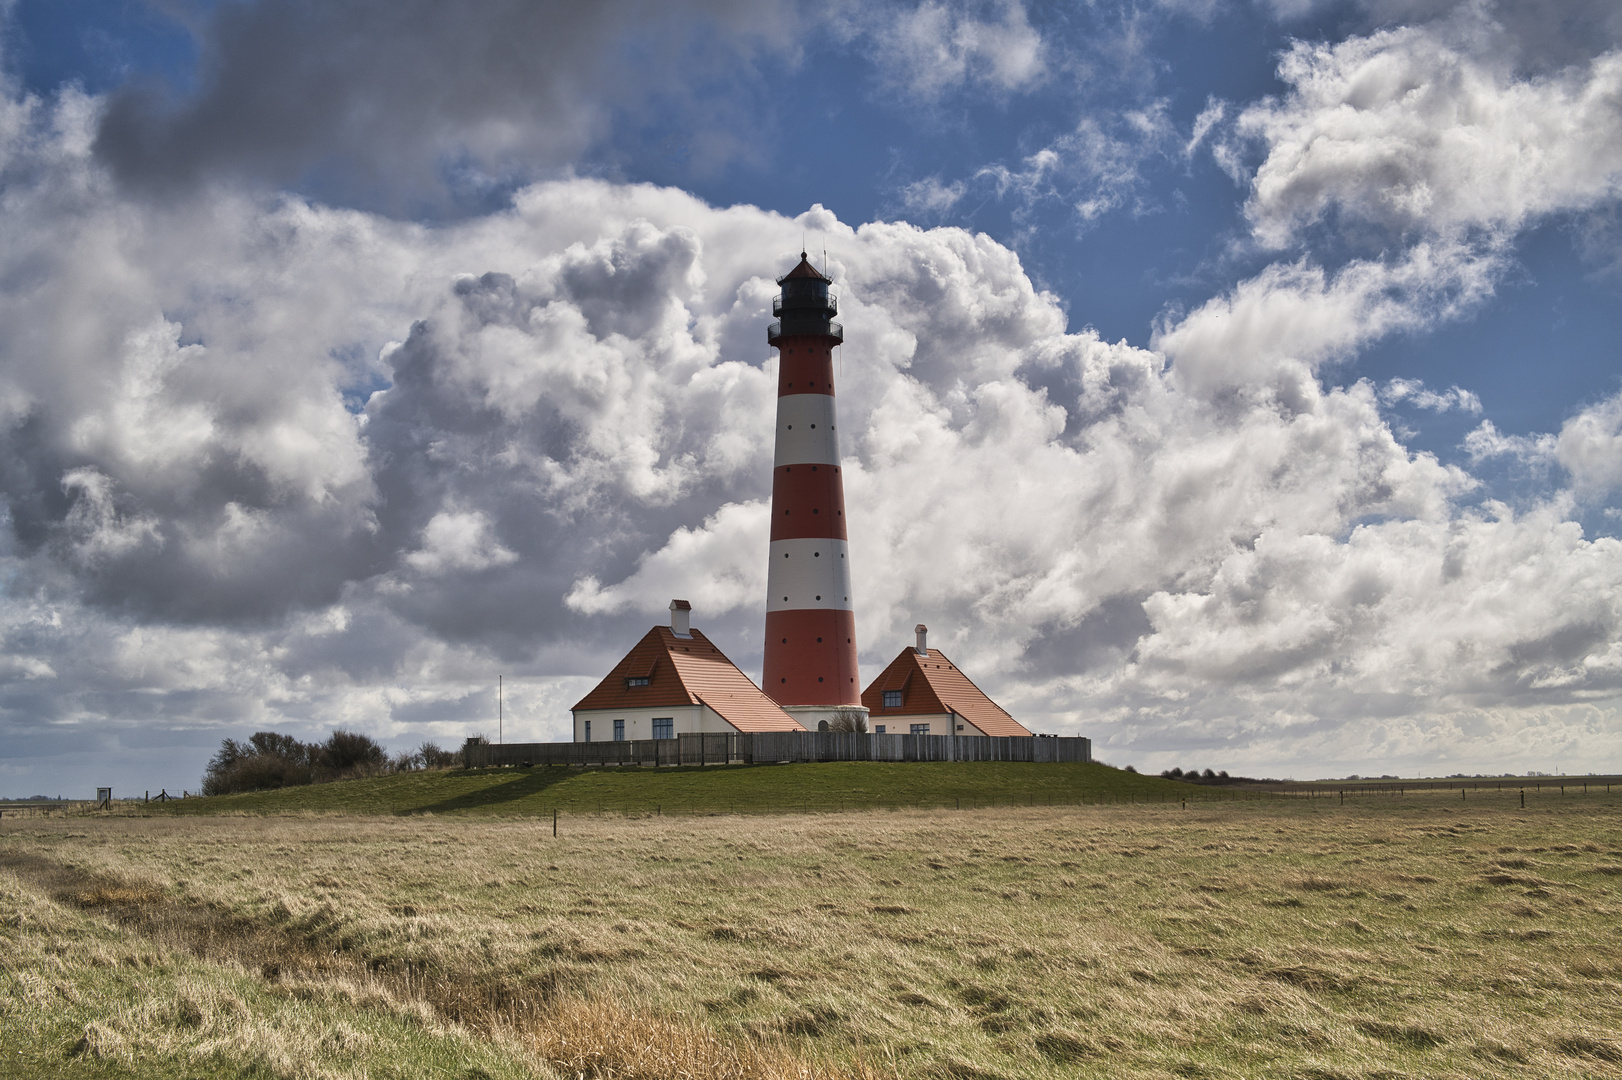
[882, 690, 903, 708]
[625, 676, 650, 688]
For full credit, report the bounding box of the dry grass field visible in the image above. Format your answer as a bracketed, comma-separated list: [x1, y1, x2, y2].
[4, 793, 1622, 1079]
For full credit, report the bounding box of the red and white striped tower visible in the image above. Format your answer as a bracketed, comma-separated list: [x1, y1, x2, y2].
[762, 253, 864, 728]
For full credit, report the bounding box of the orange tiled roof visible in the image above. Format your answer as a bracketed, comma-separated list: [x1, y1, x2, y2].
[861, 647, 1030, 737]
[572, 627, 804, 732]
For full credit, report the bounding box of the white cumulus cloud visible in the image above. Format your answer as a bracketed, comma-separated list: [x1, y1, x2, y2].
[405, 511, 519, 575]
[1237, 25, 1622, 248]
[858, 0, 1047, 99]
[1556, 393, 1622, 497]
[1380, 377, 1482, 414]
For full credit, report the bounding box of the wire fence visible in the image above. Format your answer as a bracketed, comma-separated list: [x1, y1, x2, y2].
[8, 775, 1615, 821]
[389, 780, 1622, 821]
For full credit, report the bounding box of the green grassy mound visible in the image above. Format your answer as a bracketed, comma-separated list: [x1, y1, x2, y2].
[156, 760, 1211, 817]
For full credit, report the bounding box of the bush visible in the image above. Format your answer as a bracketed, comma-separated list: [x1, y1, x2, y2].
[1158, 766, 1271, 786]
[419, 741, 460, 769]
[246, 731, 312, 764]
[319, 730, 386, 776]
[202, 732, 317, 795]
[385, 741, 459, 772]
[826, 709, 869, 733]
[202, 729, 443, 794]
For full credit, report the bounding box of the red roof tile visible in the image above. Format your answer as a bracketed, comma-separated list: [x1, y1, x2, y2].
[778, 254, 831, 283]
[572, 627, 804, 732]
[861, 647, 1031, 737]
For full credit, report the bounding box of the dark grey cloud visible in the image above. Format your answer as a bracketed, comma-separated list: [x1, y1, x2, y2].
[1356, 0, 1622, 71]
[354, 229, 774, 659]
[94, 0, 796, 207]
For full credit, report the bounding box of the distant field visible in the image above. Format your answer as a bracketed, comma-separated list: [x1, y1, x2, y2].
[145, 760, 1197, 818]
[4, 793, 1621, 1079]
[1265, 776, 1622, 794]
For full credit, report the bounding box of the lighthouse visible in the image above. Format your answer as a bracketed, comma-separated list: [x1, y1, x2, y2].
[762, 253, 864, 729]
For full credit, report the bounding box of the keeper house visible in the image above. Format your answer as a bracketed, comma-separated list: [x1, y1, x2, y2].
[570, 600, 806, 741]
[861, 624, 1031, 737]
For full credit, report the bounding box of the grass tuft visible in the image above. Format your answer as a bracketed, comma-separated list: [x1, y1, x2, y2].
[1554, 1033, 1622, 1063]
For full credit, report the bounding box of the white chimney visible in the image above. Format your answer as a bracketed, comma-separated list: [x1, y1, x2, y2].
[670, 599, 692, 637]
[915, 623, 928, 655]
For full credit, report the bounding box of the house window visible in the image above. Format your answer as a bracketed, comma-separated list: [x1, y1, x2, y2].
[613, 719, 626, 741]
[652, 717, 673, 739]
[910, 723, 931, 735]
[874, 725, 886, 734]
[882, 690, 903, 708]
[625, 676, 650, 687]
[583, 720, 592, 742]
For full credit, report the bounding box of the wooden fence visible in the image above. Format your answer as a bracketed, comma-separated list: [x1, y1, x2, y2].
[464, 732, 1090, 769]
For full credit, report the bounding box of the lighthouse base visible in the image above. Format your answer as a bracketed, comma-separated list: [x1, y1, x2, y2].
[783, 704, 872, 733]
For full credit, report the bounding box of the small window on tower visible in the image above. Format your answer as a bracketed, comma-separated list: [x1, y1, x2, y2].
[883, 690, 903, 708]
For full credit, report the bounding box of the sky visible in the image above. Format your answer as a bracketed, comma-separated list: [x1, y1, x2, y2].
[1, 0, 1620, 796]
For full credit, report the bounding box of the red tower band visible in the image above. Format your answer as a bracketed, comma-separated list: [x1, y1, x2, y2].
[762, 254, 862, 722]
